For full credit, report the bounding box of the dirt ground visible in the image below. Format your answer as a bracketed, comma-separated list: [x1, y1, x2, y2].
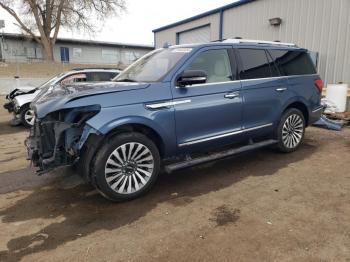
[0, 96, 349, 262]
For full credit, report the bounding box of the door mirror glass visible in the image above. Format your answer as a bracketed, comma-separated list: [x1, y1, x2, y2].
[177, 70, 207, 87]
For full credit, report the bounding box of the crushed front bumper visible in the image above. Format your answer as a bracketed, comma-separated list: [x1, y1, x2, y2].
[25, 119, 77, 174]
[3, 101, 15, 113]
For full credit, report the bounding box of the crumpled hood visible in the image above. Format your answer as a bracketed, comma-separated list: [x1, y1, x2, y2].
[7, 86, 37, 99]
[32, 81, 150, 118]
[18, 86, 36, 92]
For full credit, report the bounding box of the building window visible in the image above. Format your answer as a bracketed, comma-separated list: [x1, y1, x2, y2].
[73, 48, 82, 58]
[26, 47, 36, 58]
[36, 47, 43, 59]
[123, 51, 140, 64]
[102, 49, 120, 63]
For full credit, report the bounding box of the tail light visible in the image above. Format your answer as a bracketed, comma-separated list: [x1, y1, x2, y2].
[314, 79, 324, 93]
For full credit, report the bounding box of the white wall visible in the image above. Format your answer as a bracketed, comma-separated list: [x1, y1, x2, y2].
[1, 38, 151, 66]
[0, 77, 48, 95]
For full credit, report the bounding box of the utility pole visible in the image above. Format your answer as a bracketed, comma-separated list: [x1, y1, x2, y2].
[0, 20, 4, 61]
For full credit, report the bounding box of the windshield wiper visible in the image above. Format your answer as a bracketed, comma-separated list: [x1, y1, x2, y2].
[115, 78, 136, 82]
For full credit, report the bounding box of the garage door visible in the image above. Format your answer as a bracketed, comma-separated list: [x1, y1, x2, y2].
[178, 26, 210, 45]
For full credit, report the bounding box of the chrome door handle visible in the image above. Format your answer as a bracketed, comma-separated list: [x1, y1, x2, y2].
[276, 87, 288, 92]
[225, 92, 239, 99]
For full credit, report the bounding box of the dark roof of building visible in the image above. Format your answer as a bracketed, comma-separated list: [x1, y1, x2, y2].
[1, 33, 154, 50]
[153, 0, 258, 33]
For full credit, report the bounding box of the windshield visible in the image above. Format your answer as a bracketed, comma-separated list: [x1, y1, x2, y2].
[37, 72, 66, 90]
[114, 48, 192, 82]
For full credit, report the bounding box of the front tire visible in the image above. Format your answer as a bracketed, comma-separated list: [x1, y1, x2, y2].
[276, 108, 305, 153]
[20, 105, 35, 128]
[91, 132, 160, 202]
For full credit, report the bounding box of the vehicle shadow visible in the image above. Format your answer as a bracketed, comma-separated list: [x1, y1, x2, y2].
[0, 138, 319, 261]
[0, 120, 27, 136]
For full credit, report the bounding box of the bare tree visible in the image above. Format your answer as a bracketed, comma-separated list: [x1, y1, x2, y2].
[0, 0, 126, 61]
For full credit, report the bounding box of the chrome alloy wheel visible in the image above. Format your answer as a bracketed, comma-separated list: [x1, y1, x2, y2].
[282, 114, 304, 149]
[104, 142, 154, 194]
[24, 109, 35, 126]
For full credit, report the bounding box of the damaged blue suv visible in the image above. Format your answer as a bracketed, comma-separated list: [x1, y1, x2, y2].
[26, 39, 324, 201]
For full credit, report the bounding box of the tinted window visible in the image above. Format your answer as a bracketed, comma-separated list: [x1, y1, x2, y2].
[238, 49, 271, 79]
[87, 72, 117, 81]
[266, 51, 281, 77]
[186, 49, 233, 83]
[61, 73, 87, 84]
[268, 50, 316, 76]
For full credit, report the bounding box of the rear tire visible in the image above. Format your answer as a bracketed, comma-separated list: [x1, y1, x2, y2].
[276, 108, 305, 153]
[20, 104, 35, 128]
[91, 132, 160, 202]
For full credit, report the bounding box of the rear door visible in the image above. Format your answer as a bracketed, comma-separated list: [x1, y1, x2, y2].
[236, 48, 288, 135]
[172, 46, 243, 152]
[269, 49, 321, 114]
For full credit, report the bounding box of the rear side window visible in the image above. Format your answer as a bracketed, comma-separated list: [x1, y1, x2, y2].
[237, 49, 271, 79]
[268, 50, 316, 76]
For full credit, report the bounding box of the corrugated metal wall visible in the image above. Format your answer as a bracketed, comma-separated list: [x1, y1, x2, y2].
[223, 0, 350, 84]
[155, 0, 350, 85]
[154, 13, 220, 48]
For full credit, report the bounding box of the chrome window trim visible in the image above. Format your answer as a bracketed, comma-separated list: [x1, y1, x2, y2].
[145, 99, 191, 109]
[176, 80, 239, 88]
[178, 123, 273, 147]
[175, 74, 319, 88]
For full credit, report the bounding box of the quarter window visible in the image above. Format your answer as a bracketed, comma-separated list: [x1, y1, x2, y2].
[238, 49, 271, 79]
[268, 50, 316, 76]
[186, 49, 233, 84]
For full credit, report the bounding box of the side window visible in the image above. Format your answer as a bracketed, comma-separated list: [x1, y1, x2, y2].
[268, 50, 317, 76]
[186, 49, 233, 84]
[60, 73, 87, 84]
[266, 51, 281, 77]
[87, 72, 116, 82]
[237, 49, 271, 79]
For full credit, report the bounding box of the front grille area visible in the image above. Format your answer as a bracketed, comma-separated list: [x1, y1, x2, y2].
[39, 122, 56, 159]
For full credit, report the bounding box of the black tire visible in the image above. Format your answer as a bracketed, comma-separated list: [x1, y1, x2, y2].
[276, 108, 305, 153]
[91, 132, 161, 202]
[20, 104, 35, 128]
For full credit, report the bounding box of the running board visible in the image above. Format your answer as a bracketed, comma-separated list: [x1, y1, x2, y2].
[165, 139, 278, 173]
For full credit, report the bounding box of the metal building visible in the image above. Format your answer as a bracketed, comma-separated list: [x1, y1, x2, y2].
[153, 0, 350, 85]
[0, 33, 153, 67]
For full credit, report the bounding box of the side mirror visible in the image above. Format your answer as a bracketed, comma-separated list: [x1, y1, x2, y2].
[177, 70, 207, 87]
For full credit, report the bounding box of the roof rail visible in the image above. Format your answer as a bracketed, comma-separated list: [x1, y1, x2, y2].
[71, 67, 119, 71]
[223, 39, 297, 47]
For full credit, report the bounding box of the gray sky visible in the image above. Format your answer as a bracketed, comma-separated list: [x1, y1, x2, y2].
[0, 0, 236, 46]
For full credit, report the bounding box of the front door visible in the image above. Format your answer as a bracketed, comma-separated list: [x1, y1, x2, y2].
[172, 47, 243, 152]
[60, 47, 70, 63]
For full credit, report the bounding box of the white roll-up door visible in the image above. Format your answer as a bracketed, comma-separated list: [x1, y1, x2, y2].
[178, 25, 210, 45]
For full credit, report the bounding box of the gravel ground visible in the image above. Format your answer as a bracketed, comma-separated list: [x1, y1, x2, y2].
[0, 96, 349, 262]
